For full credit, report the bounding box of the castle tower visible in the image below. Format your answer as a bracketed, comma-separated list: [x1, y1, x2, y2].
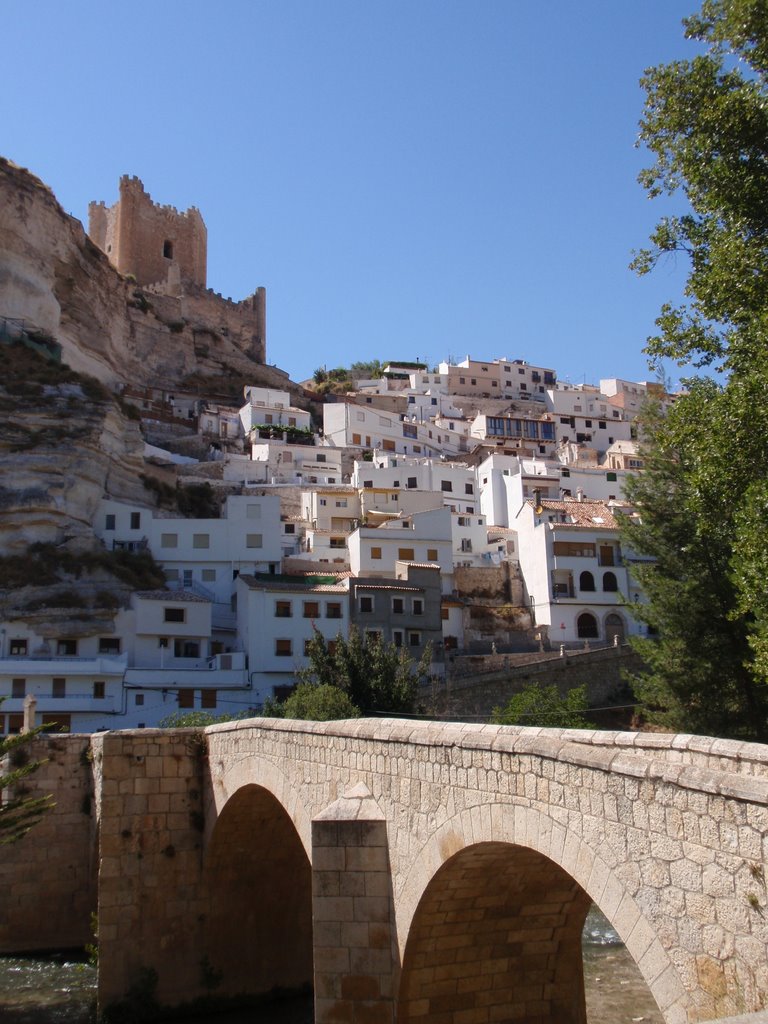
[88, 176, 207, 290]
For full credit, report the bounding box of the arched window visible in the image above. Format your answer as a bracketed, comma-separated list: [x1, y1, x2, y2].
[577, 612, 598, 639]
[603, 571, 618, 592]
[579, 571, 595, 592]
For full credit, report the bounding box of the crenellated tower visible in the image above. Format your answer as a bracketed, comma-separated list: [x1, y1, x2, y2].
[88, 175, 207, 291]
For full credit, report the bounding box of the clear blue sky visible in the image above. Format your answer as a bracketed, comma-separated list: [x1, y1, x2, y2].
[4, 1, 699, 387]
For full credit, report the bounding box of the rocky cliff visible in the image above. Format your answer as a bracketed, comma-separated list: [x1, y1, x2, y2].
[0, 158, 289, 389]
[0, 159, 292, 572]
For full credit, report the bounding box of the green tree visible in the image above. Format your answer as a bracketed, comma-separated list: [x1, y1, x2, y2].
[297, 627, 431, 714]
[280, 683, 361, 721]
[491, 683, 590, 729]
[158, 709, 256, 728]
[621, 390, 767, 738]
[0, 704, 54, 844]
[625, 0, 768, 739]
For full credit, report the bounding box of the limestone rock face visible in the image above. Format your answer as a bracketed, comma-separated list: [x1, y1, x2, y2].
[0, 380, 147, 554]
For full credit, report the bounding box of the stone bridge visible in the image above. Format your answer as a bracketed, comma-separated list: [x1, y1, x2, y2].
[76, 718, 768, 1024]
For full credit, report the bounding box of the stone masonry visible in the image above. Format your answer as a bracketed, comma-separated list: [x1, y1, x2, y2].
[2, 720, 768, 1024]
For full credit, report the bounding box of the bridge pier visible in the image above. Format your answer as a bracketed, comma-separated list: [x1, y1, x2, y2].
[313, 783, 398, 1024]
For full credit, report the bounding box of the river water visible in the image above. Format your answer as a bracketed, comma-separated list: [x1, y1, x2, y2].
[0, 909, 662, 1023]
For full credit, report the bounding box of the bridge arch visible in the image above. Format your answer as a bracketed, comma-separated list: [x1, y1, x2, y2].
[199, 752, 315, 999]
[395, 803, 686, 1024]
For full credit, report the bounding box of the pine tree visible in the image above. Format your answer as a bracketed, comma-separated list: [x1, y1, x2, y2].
[0, 704, 54, 844]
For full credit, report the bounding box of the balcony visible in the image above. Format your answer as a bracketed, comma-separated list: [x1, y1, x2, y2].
[0, 694, 117, 714]
[0, 654, 127, 677]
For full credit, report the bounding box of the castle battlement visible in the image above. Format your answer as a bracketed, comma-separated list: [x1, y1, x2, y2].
[87, 176, 266, 366]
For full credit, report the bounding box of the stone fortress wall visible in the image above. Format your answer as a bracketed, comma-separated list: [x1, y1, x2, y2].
[88, 175, 207, 291]
[88, 175, 267, 365]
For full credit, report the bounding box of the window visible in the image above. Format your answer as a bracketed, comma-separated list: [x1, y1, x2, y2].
[371, 547, 382, 560]
[359, 596, 373, 613]
[606, 472, 617, 482]
[9, 639, 27, 656]
[413, 599, 423, 615]
[164, 607, 185, 623]
[174, 640, 200, 658]
[275, 601, 292, 617]
[178, 689, 194, 709]
[356, 411, 366, 422]
[599, 421, 607, 430]
[561, 468, 570, 477]
[553, 541, 596, 557]
[460, 539, 472, 552]
[303, 601, 320, 618]
[393, 630, 404, 648]
[163, 239, 174, 259]
[105, 514, 116, 531]
[409, 632, 421, 647]
[56, 639, 77, 656]
[52, 678, 66, 699]
[352, 433, 362, 445]
[577, 613, 599, 639]
[284, 523, 295, 535]
[202, 569, 216, 581]
[441, 606, 449, 620]
[317, 454, 327, 463]
[392, 598, 404, 614]
[288, 417, 297, 428]
[264, 413, 273, 424]
[246, 534, 263, 548]
[136, 693, 145, 705]
[275, 639, 292, 657]
[427, 548, 438, 561]
[329, 537, 345, 549]
[93, 681, 105, 699]
[130, 512, 141, 530]
[465, 483, 474, 495]
[193, 534, 210, 549]
[398, 548, 415, 560]
[603, 571, 618, 592]
[98, 638, 121, 655]
[12, 679, 25, 698]
[363, 480, 373, 488]
[335, 499, 348, 508]
[407, 477, 417, 488]
[161, 533, 178, 548]
[247, 504, 262, 519]
[441, 480, 453, 492]
[326, 603, 342, 619]
[579, 571, 596, 592]
[201, 689, 217, 709]
[303, 638, 314, 656]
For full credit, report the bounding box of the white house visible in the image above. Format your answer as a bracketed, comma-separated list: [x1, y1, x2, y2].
[238, 385, 312, 436]
[236, 572, 350, 702]
[352, 455, 479, 514]
[0, 590, 250, 733]
[96, 495, 283, 607]
[347, 507, 454, 592]
[323, 403, 470, 459]
[514, 497, 643, 646]
[438, 356, 556, 402]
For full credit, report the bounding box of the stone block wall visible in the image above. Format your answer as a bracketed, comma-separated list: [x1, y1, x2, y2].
[90, 728, 207, 1013]
[0, 733, 95, 952]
